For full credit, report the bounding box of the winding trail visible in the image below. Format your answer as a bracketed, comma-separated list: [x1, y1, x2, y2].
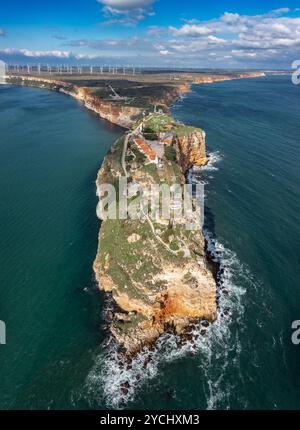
[121, 121, 144, 178]
[121, 133, 130, 178]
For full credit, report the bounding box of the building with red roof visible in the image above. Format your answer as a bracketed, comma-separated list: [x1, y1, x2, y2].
[134, 138, 158, 164]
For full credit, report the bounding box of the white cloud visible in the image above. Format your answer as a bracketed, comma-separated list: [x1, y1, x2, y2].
[74, 53, 99, 60]
[0, 47, 138, 65]
[98, 0, 154, 10]
[231, 50, 257, 58]
[98, 0, 156, 25]
[207, 35, 226, 44]
[269, 23, 291, 35]
[269, 8, 290, 16]
[162, 8, 300, 66]
[221, 12, 242, 25]
[0, 28, 5, 36]
[65, 36, 154, 53]
[169, 24, 213, 37]
[2, 7, 300, 68]
[0, 48, 71, 58]
[159, 50, 171, 55]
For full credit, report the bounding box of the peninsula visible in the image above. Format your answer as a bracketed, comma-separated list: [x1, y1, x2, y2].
[8, 70, 265, 354]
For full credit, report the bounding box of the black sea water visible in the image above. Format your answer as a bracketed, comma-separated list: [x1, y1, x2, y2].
[0, 76, 300, 410]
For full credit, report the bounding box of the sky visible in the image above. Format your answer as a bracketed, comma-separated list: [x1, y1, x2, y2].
[1, 0, 300, 68]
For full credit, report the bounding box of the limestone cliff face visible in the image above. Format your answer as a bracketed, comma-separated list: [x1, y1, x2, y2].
[94, 224, 217, 355]
[8, 76, 143, 129]
[149, 84, 189, 107]
[190, 71, 266, 85]
[69, 87, 142, 128]
[176, 130, 208, 173]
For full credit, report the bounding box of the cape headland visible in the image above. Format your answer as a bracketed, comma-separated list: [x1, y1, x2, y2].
[7, 70, 265, 355]
[7, 70, 265, 129]
[93, 112, 216, 354]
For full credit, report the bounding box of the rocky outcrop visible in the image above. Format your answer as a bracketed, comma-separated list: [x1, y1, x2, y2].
[149, 84, 189, 107]
[94, 236, 217, 355]
[93, 117, 217, 355]
[176, 130, 208, 173]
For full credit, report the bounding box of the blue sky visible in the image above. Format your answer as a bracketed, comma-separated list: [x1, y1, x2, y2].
[1, 0, 300, 68]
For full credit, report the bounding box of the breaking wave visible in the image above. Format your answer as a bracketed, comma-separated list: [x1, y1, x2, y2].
[84, 152, 256, 410]
[202, 151, 223, 171]
[85, 233, 255, 410]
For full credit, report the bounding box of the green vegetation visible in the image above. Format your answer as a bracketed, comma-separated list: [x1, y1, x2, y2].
[164, 145, 177, 162]
[113, 313, 147, 333]
[94, 110, 206, 332]
[170, 160, 182, 181]
[97, 209, 187, 308]
[98, 219, 156, 302]
[161, 157, 183, 185]
[143, 127, 158, 140]
[125, 154, 134, 164]
[99, 136, 125, 184]
[140, 163, 161, 183]
[173, 124, 201, 137]
[128, 142, 147, 166]
[134, 150, 147, 165]
[144, 114, 174, 133]
[170, 240, 180, 252]
[161, 223, 174, 244]
[65, 78, 178, 109]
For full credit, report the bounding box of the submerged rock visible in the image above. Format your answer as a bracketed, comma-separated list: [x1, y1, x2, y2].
[120, 381, 130, 395]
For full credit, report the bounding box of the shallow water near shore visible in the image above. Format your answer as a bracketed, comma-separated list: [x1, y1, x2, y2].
[1, 76, 300, 409]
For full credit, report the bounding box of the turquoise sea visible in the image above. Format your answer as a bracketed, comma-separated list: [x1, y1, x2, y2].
[0, 76, 300, 409]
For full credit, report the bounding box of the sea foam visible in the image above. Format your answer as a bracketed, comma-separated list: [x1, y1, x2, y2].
[84, 151, 254, 409]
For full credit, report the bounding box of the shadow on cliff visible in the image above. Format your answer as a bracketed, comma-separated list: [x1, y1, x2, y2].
[204, 205, 216, 237]
[203, 204, 222, 293]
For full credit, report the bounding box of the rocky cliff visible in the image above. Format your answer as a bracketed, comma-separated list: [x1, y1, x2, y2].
[66, 86, 142, 128]
[8, 70, 265, 130]
[93, 117, 217, 355]
[8, 75, 143, 129]
[176, 129, 208, 173]
[189, 71, 266, 85]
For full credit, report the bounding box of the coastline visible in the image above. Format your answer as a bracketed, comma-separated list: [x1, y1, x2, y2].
[7, 71, 265, 129]
[6, 71, 265, 356]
